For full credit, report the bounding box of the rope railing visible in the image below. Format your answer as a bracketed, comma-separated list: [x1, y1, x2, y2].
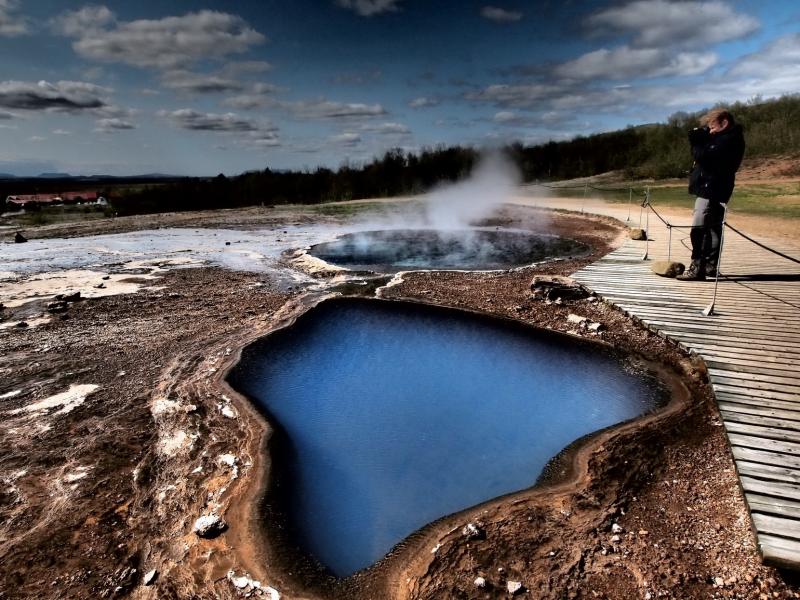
[636, 192, 800, 315]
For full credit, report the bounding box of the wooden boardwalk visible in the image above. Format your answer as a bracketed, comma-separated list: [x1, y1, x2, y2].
[521, 196, 800, 569]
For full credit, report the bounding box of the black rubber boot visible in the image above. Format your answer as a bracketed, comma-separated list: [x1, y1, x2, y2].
[677, 260, 705, 281]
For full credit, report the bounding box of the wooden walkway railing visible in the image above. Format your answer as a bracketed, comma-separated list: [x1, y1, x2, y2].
[518, 196, 800, 569]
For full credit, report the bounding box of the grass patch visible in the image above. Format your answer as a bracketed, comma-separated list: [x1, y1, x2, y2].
[0, 204, 111, 228]
[537, 182, 800, 219]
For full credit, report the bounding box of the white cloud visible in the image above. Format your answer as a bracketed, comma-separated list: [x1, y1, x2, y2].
[493, 111, 519, 123]
[52, 129, 72, 135]
[555, 46, 716, 80]
[585, 0, 758, 48]
[409, 96, 440, 108]
[51, 5, 114, 36]
[28, 136, 46, 142]
[330, 132, 362, 146]
[221, 83, 281, 109]
[0, 0, 29, 37]
[160, 108, 261, 132]
[480, 6, 523, 23]
[55, 8, 265, 70]
[94, 117, 135, 132]
[0, 109, 14, 119]
[222, 60, 273, 75]
[361, 121, 410, 134]
[161, 70, 244, 94]
[466, 82, 564, 108]
[335, 0, 402, 17]
[0, 80, 110, 112]
[283, 99, 386, 119]
[730, 33, 800, 77]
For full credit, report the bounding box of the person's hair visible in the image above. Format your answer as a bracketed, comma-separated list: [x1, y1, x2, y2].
[701, 108, 735, 127]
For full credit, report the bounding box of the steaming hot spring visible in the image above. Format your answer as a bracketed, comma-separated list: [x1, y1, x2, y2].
[307, 155, 587, 273]
[308, 228, 588, 272]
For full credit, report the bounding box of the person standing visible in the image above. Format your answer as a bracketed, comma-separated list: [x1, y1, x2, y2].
[677, 108, 745, 281]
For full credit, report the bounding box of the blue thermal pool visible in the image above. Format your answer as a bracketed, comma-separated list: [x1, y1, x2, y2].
[227, 299, 666, 577]
[308, 229, 588, 272]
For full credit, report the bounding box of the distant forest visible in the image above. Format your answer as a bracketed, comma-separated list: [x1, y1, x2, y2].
[4, 94, 799, 217]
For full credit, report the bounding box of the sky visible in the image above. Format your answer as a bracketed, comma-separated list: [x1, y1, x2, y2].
[0, 0, 798, 176]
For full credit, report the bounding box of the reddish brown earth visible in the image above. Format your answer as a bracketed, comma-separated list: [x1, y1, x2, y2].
[1, 205, 798, 600]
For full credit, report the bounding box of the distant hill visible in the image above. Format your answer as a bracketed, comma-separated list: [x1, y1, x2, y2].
[37, 172, 72, 179]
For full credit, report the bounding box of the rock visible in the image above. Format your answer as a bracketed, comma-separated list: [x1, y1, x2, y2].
[610, 535, 621, 543]
[474, 577, 486, 588]
[193, 514, 227, 538]
[714, 577, 725, 587]
[567, 313, 587, 325]
[94, 283, 106, 289]
[15, 321, 29, 328]
[143, 570, 157, 586]
[629, 228, 647, 240]
[651, 260, 685, 278]
[530, 275, 591, 302]
[507, 580, 523, 595]
[225, 241, 231, 246]
[102, 275, 110, 280]
[612, 523, 624, 534]
[587, 322, 604, 332]
[462, 522, 485, 540]
[47, 301, 68, 313]
[60, 292, 81, 302]
[14, 232, 27, 243]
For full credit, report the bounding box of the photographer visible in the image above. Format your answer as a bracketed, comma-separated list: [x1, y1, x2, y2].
[677, 108, 745, 281]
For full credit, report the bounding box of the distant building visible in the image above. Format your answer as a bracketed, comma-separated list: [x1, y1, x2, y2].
[5, 191, 105, 208]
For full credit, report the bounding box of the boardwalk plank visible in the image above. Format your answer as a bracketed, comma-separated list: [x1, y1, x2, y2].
[565, 198, 800, 569]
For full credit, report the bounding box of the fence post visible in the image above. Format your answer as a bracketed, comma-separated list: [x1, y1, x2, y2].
[581, 183, 587, 213]
[642, 187, 650, 260]
[626, 187, 632, 223]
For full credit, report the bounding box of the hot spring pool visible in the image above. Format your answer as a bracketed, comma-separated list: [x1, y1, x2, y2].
[308, 228, 588, 272]
[228, 299, 666, 577]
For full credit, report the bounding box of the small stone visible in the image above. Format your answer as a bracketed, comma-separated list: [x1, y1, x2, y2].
[143, 570, 157, 586]
[507, 580, 523, 595]
[587, 322, 604, 332]
[610, 535, 621, 543]
[714, 577, 725, 587]
[629, 228, 647, 240]
[193, 514, 227, 538]
[47, 301, 68, 313]
[567, 313, 587, 325]
[474, 577, 486, 588]
[225, 241, 231, 246]
[94, 283, 106, 289]
[462, 522, 485, 540]
[651, 260, 685, 278]
[63, 292, 81, 302]
[14, 232, 27, 243]
[638, 530, 649, 536]
[102, 275, 110, 280]
[612, 523, 624, 534]
[530, 275, 590, 301]
[15, 321, 29, 328]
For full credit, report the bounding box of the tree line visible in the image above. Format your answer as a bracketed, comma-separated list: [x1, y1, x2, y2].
[4, 94, 799, 217]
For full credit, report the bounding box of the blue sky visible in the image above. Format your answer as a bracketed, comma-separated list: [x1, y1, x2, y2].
[0, 0, 798, 176]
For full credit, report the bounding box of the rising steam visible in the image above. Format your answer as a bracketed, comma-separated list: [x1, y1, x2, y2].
[423, 151, 521, 230]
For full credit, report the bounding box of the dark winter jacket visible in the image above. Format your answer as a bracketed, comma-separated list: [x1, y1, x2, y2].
[688, 123, 745, 203]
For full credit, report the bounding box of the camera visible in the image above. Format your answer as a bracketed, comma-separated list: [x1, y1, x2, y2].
[689, 126, 710, 144]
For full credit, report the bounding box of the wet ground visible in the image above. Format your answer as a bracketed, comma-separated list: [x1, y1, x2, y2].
[1, 202, 799, 600]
